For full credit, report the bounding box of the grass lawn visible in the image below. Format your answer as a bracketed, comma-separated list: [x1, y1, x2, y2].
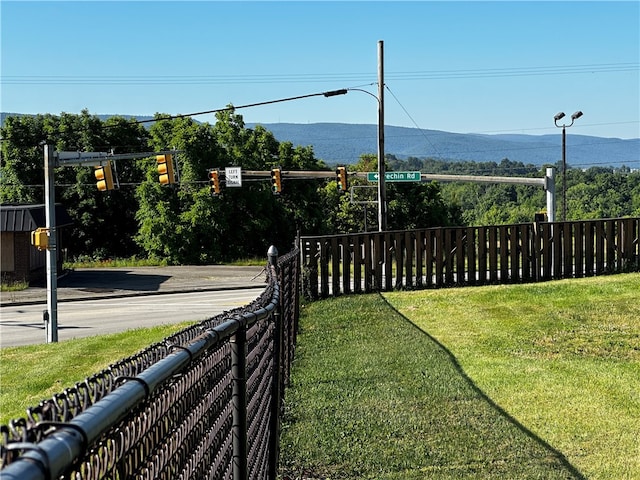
[0, 322, 193, 425]
[279, 273, 639, 479]
[1, 274, 638, 479]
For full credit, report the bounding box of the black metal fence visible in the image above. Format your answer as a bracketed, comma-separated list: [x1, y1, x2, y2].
[301, 217, 640, 299]
[0, 245, 300, 480]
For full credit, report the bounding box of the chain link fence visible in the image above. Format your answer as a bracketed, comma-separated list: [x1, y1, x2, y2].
[1, 245, 300, 480]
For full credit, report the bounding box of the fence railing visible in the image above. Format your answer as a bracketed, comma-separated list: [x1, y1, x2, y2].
[301, 217, 640, 299]
[0, 245, 300, 480]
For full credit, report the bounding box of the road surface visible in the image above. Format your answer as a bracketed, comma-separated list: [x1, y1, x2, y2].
[0, 288, 265, 347]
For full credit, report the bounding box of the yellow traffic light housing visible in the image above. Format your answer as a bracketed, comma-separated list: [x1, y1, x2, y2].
[157, 154, 175, 185]
[209, 169, 221, 196]
[31, 227, 49, 251]
[336, 166, 347, 192]
[94, 162, 115, 191]
[271, 167, 282, 195]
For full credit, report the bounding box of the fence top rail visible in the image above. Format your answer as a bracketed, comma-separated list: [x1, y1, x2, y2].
[299, 217, 640, 242]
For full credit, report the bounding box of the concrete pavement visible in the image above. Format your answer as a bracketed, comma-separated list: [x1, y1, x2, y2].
[0, 265, 268, 307]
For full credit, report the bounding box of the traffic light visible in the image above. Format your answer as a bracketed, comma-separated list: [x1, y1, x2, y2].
[271, 167, 282, 195]
[209, 169, 221, 196]
[157, 154, 175, 185]
[336, 166, 347, 192]
[94, 162, 115, 191]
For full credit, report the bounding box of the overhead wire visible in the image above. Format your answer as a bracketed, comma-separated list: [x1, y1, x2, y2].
[2, 62, 637, 165]
[382, 82, 639, 166]
[2, 62, 637, 85]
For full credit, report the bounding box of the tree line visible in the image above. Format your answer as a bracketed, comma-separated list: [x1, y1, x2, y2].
[389, 155, 640, 226]
[1, 111, 638, 264]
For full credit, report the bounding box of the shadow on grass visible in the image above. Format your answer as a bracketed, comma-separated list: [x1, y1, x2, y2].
[378, 293, 586, 480]
[280, 294, 586, 479]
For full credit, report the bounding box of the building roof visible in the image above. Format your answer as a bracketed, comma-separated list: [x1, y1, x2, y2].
[0, 204, 74, 232]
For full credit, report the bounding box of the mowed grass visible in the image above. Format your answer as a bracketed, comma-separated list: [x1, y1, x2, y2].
[0, 322, 193, 425]
[279, 273, 639, 480]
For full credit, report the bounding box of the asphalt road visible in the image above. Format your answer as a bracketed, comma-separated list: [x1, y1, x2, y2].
[0, 288, 266, 347]
[0, 265, 268, 346]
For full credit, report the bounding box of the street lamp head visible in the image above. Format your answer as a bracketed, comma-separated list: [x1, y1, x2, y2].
[554, 112, 566, 122]
[323, 89, 348, 97]
[571, 111, 583, 120]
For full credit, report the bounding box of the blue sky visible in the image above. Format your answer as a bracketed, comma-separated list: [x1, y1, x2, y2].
[1, 1, 639, 139]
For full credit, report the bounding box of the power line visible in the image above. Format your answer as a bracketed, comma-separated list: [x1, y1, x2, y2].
[384, 85, 445, 159]
[108, 89, 348, 126]
[2, 63, 637, 85]
[382, 80, 638, 162]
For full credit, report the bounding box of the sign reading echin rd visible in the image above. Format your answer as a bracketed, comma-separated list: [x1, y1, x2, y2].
[367, 171, 422, 183]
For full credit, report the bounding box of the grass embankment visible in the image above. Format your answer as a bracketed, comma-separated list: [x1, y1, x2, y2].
[279, 273, 639, 480]
[62, 256, 266, 269]
[0, 322, 192, 425]
[62, 256, 168, 269]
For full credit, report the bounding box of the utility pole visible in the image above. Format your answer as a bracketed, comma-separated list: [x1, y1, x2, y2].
[377, 40, 386, 232]
[44, 144, 58, 342]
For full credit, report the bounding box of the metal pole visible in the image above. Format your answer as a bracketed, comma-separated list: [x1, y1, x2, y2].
[231, 322, 248, 480]
[267, 246, 282, 480]
[546, 167, 556, 222]
[377, 40, 386, 232]
[44, 144, 58, 343]
[561, 126, 567, 221]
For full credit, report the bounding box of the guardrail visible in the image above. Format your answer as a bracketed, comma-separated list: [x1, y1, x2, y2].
[301, 217, 640, 299]
[0, 245, 300, 480]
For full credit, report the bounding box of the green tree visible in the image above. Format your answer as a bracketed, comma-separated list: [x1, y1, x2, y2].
[133, 110, 334, 262]
[1, 112, 149, 259]
[1, 114, 56, 203]
[135, 115, 224, 263]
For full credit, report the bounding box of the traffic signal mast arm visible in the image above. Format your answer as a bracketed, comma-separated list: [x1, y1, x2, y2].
[242, 170, 344, 179]
[207, 170, 545, 187]
[55, 150, 180, 166]
[53, 150, 182, 189]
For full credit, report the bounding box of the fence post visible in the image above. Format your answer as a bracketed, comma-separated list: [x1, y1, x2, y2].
[231, 316, 248, 480]
[267, 246, 283, 480]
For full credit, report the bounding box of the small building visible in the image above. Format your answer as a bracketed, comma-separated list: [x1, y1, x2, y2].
[1, 204, 73, 285]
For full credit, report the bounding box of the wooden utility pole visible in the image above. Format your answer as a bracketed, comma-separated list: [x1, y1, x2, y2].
[377, 40, 386, 232]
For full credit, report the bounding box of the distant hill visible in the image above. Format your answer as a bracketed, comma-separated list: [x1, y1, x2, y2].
[2, 113, 637, 168]
[247, 123, 640, 169]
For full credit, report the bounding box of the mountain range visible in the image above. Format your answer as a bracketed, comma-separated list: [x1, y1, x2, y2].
[2, 113, 637, 168]
[247, 122, 639, 169]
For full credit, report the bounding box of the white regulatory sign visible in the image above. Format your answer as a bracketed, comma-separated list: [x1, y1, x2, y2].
[225, 167, 242, 187]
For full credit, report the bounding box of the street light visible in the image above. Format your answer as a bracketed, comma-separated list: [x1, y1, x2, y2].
[554, 110, 583, 221]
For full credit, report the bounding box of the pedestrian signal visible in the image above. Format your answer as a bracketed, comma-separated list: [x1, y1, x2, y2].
[31, 227, 49, 251]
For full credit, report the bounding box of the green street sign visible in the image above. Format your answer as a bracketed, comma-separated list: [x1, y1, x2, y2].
[367, 171, 422, 183]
